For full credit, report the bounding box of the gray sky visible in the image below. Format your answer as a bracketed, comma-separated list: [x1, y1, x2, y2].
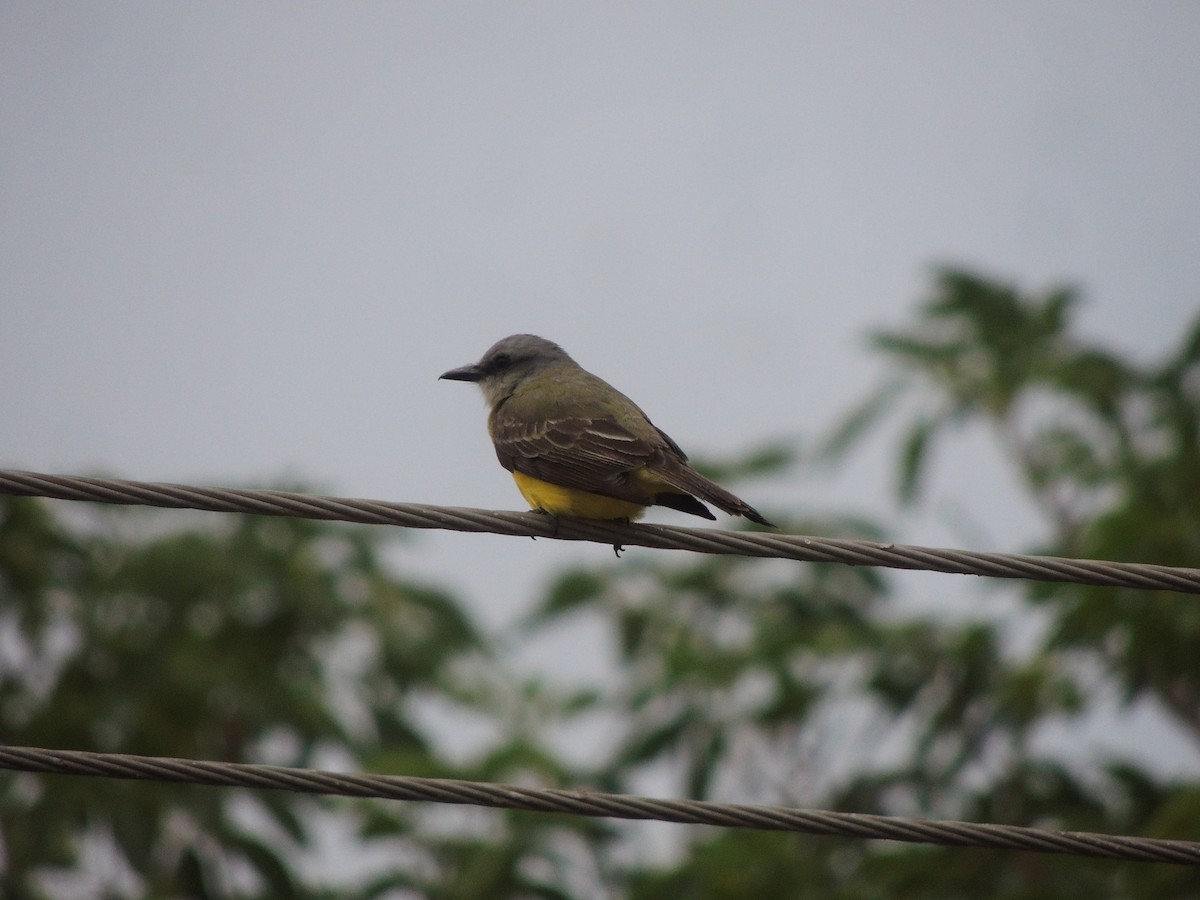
[4, 4, 1200, 770]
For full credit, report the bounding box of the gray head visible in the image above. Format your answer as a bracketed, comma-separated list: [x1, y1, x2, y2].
[440, 334, 577, 406]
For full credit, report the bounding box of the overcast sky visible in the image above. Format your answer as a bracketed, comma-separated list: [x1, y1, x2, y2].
[4, 4, 1200, 769]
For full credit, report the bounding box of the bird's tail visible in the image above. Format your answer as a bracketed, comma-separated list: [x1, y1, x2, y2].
[654, 464, 774, 527]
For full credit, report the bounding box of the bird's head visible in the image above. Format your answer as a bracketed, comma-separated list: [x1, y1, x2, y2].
[440, 334, 575, 407]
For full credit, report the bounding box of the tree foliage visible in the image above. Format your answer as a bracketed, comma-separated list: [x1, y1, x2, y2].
[2, 268, 1198, 897]
[0, 503, 592, 897]
[530, 268, 1200, 897]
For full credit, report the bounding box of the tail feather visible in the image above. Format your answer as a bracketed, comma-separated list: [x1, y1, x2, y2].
[655, 465, 774, 527]
[653, 491, 717, 520]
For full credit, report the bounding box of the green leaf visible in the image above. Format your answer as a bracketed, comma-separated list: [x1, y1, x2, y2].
[816, 378, 908, 463]
[530, 569, 609, 622]
[897, 418, 934, 504]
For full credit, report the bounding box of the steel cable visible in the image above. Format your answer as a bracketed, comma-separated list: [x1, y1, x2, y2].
[1, 469, 1197, 593]
[0, 745, 1195, 864]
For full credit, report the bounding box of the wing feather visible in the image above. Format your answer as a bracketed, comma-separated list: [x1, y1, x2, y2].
[486, 385, 772, 525]
[491, 412, 671, 505]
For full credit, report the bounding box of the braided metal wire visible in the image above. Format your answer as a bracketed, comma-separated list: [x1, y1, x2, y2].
[2, 469, 1198, 593]
[0, 745, 1195, 864]
[2, 473, 1198, 862]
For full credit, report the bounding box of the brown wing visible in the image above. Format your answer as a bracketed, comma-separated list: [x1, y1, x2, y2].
[490, 410, 668, 506]
[488, 382, 772, 525]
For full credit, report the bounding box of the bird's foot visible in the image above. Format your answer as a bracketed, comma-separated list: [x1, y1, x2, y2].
[532, 508, 559, 539]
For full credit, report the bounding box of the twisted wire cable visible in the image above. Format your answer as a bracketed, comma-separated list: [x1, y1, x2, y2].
[0, 745, 1195, 864]
[2, 469, 1197, 593]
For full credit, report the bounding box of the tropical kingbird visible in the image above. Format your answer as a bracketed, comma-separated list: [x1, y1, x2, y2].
[440, 334, 773, 527]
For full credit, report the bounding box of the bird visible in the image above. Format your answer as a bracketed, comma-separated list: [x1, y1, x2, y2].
[440, 334, 773, 527]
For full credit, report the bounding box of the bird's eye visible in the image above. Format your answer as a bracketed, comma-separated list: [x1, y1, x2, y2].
[491, 353, 512, 370]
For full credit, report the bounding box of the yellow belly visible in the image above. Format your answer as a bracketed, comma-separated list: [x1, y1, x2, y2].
[511, 471, 647, 521]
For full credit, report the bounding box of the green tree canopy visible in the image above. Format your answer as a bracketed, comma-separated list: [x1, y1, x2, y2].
[2, 268, 1198, 898]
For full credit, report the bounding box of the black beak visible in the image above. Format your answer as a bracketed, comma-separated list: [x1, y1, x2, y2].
[439, 363, 483, 382]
